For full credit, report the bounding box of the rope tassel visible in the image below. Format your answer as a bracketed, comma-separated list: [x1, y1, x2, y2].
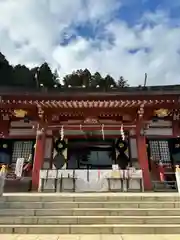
[101, 124, 105, 140]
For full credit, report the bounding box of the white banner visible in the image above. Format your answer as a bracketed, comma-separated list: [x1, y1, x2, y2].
[15, 158, 24, 177]
[175, 165, 180, 193]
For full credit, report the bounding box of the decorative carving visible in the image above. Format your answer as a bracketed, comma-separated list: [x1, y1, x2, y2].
[137, 104, 144, 118]
[14, 109, 27, 118]
[83, 117, 99, 124]
[52, 115, 59, 121]
[154, 109, 169, 118]
[173, 113, 180, 121]
[38, 106, 44, 119]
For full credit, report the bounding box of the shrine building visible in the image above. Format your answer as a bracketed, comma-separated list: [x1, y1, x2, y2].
[0, 85, 180, 192]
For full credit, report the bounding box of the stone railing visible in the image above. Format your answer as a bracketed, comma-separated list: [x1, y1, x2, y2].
[39, 169, 144, 192]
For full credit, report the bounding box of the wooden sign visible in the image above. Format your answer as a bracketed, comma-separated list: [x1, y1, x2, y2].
[15, 158, 24, 177]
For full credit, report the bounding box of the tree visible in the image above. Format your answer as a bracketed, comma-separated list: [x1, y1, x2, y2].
[13, 64, 35, 87]
[63, 69, 91, 87]
[53, 69, 61, 88]
[117, 76, 129, 88]
[0, 52, 14, 86]
[104, 75, 117, 88]
[30, 67, 40, 88]
[81, 69, 92, 87]
[0, 51, 130, 90]
[37, 62, 55, 88]
[63, 72, 82, 87]
[91, 72, 103, 87]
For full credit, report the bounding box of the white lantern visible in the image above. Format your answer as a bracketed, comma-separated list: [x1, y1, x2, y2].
[120, 124, 125, 140]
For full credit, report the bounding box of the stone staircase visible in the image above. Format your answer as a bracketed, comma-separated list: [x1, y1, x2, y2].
[0, 193, 180, 234]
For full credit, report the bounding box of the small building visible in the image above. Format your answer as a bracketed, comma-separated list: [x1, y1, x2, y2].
[0, 85, 180, 192]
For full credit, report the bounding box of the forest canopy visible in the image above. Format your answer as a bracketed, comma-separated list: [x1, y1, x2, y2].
[0, 52, 129, 89]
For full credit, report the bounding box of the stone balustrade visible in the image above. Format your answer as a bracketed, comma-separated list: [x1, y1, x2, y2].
[39, 169, 144, 192]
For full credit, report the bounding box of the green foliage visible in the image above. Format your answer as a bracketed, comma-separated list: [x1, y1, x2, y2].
[0, 51, 129, 89]
[118, 76, 129, 88]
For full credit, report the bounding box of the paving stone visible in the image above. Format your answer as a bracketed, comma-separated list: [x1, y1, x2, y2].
[121, 235, 166, 240]
[17, 235, 39, 240]
[79, 235, 101, 240]
[100, 235, 123, 240]
[57, 235, 80, 240]
[162, 235, 180, 240]
[0, 235, 19, 240]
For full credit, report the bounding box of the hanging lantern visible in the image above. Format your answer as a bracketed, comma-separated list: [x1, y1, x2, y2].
[120, 124, 125, 140]
[60, 125, 64, 141]
[101, 124, 105, 140]
[2, 144, 7, 149]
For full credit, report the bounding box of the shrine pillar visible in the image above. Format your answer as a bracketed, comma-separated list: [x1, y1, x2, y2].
[31, 126, 46, 190]
[136, 123, 152, 190]
[172, 120, 180, 137]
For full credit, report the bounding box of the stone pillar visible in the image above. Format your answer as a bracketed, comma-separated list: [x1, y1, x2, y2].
[31, 127, 46, 190]
[136, 125, 152, 190]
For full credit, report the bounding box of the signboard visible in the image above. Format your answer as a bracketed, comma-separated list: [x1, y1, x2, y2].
[15, 158, 24, 177]
[112, 164, 119, 170]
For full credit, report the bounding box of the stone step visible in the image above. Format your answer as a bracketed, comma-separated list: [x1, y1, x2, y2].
[2, 193, 179, 203]
[1, 208, 180, 216]
[1, 224, 180, 234]
[1, 216, 180, 225]
[0, 201, 178, 209]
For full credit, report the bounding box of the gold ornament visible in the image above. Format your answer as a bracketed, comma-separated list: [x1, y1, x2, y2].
[119, 143, 124, 148]
[154, 109, 169, 118]
[14, 109, 27, 118]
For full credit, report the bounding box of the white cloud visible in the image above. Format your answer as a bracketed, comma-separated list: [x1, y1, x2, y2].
[0, 0, 180, 85]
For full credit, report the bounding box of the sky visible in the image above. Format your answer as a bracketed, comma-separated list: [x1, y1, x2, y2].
[0, 0, 180, 86]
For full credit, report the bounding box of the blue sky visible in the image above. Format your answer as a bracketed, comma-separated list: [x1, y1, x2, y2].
[62, 0, 180, 44]
[0, 0, 180, 85]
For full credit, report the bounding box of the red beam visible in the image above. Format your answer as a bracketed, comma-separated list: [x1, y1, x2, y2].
[49, 125, 136, 131]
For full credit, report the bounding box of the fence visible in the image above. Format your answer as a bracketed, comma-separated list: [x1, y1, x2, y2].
[152, 172, 177, 192]
[39, 169, 144, 193]
[0, 170, 6, 196]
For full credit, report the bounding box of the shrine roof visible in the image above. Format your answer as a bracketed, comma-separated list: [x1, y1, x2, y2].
[0, 85, 180, 101]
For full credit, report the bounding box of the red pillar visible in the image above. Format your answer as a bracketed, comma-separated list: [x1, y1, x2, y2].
[136, 127, 152, 190]
[31, 128, 46, 190]
[172, 120, 180, 137]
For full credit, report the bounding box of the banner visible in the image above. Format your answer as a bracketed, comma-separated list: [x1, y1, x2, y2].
[175, 165, 180, 193]
[15, 158, 24, 177]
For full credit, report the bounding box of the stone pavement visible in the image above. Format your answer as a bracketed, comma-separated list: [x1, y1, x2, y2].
[1, 235, 180, 240]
